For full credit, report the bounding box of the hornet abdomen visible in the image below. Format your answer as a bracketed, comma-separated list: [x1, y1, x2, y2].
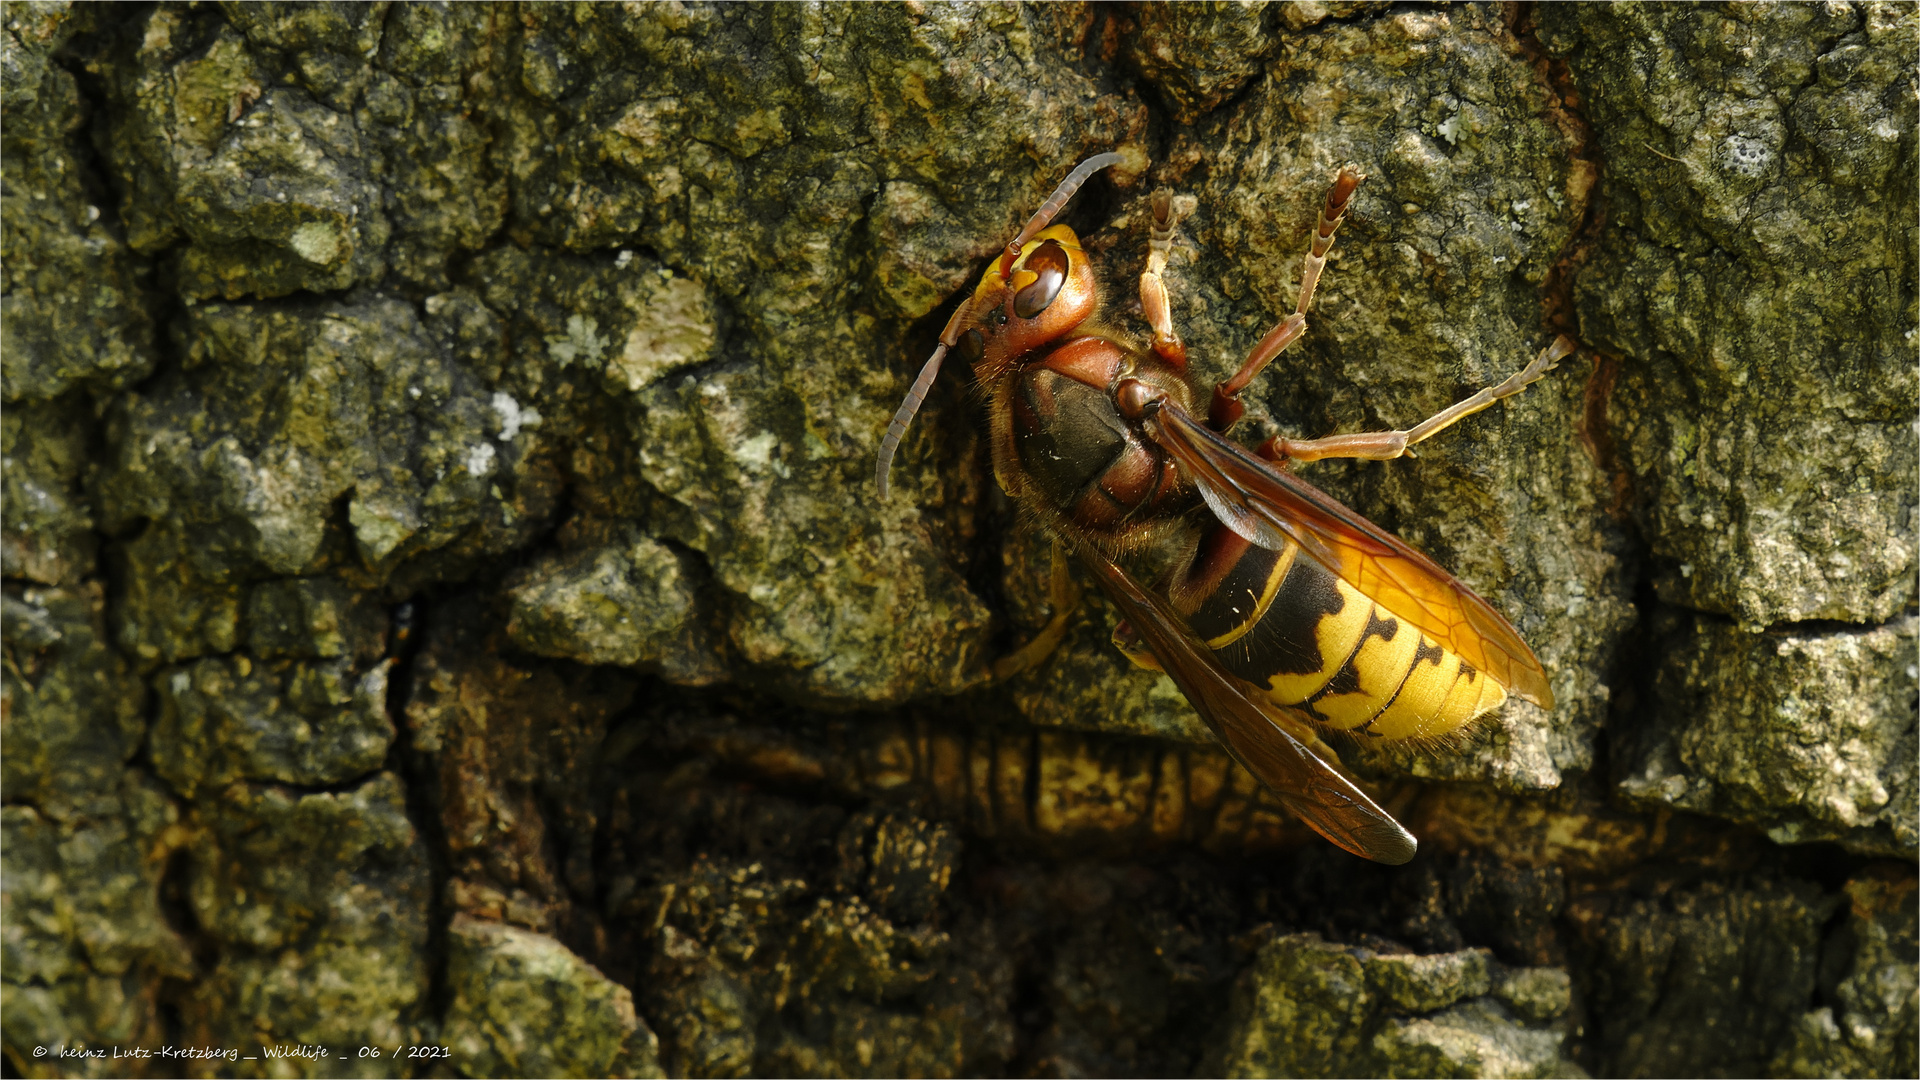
[1166, 526, 1507, 740]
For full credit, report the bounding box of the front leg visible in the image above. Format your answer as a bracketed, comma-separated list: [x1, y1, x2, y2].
[1263, 337, 1576, 463]
[1139, 188, 1188, 368]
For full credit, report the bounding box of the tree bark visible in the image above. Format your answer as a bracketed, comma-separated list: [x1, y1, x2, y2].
[3, 3, 1913, 1077]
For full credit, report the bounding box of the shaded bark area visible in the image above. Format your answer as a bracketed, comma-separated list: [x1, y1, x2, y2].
[2, 3, 1913, 1078]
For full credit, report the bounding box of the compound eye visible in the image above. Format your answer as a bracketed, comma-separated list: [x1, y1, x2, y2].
[956, 328, 985, 363]
[1013, 240, 1069, 319]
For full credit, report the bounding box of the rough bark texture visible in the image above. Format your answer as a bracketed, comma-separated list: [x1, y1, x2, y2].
[2, 3, 1913, 1078]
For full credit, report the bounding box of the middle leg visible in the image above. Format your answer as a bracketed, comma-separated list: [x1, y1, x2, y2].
[1210, 167, 1366, 432]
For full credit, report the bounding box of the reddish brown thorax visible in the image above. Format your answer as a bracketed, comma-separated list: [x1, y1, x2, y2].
[1002, 338, 1192, 538]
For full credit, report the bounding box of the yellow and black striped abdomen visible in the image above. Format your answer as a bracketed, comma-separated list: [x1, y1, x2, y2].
[1172, 530, 1505, 740]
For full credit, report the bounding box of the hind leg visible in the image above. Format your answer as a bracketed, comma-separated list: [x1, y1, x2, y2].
[1262, 337, 1576, 464]
[993, 540, 1082, 680]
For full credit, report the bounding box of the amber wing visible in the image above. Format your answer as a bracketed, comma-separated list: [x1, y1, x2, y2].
[1078, 547, 1419, 865]
[1147, 401, 1553, 709]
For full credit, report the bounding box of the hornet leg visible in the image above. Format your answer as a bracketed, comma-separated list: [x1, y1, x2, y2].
[993, 540, 1083, 680]
[1210, 167, 1366, 432]
[1139, 188, 1189, 368]
[1261, 337, 1576, 463]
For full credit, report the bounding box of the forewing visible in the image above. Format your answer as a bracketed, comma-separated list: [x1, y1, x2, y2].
[1148, 403, 1553, 709]
[1079, 547, 1417, 865]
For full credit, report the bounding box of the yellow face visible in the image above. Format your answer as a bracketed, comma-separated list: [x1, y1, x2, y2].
[975, 223, 1082, 299]
[956, 224, 1097, 376]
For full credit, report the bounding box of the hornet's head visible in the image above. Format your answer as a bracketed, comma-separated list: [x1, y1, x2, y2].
[950, 224, 1099, 378]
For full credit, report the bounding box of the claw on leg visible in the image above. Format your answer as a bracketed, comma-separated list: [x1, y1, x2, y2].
[1296, 166, 1365, 316]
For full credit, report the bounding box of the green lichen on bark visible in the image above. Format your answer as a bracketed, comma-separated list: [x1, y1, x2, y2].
[444, 916, 663, 1080]
[1, 2, 1914, 1078]
[1, 398, 98, 586]
[2, 583, 144, 817]
[1539, 1, 1918, 628]
[1213, 933, 1578, 1078]
[1622, 613, 1917, 855]
[0, 2, 155, 404]
[173, 774, 433, 1075]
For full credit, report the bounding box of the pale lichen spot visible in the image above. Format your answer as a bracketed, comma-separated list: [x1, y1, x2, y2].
[611, 276, 716, 392]
[732, 431, 791, 479]
[466, 442, 497, 476]
[491, 391, 541, 442]
[289, 221, 342, 265]
[547, 313, 607, 368]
